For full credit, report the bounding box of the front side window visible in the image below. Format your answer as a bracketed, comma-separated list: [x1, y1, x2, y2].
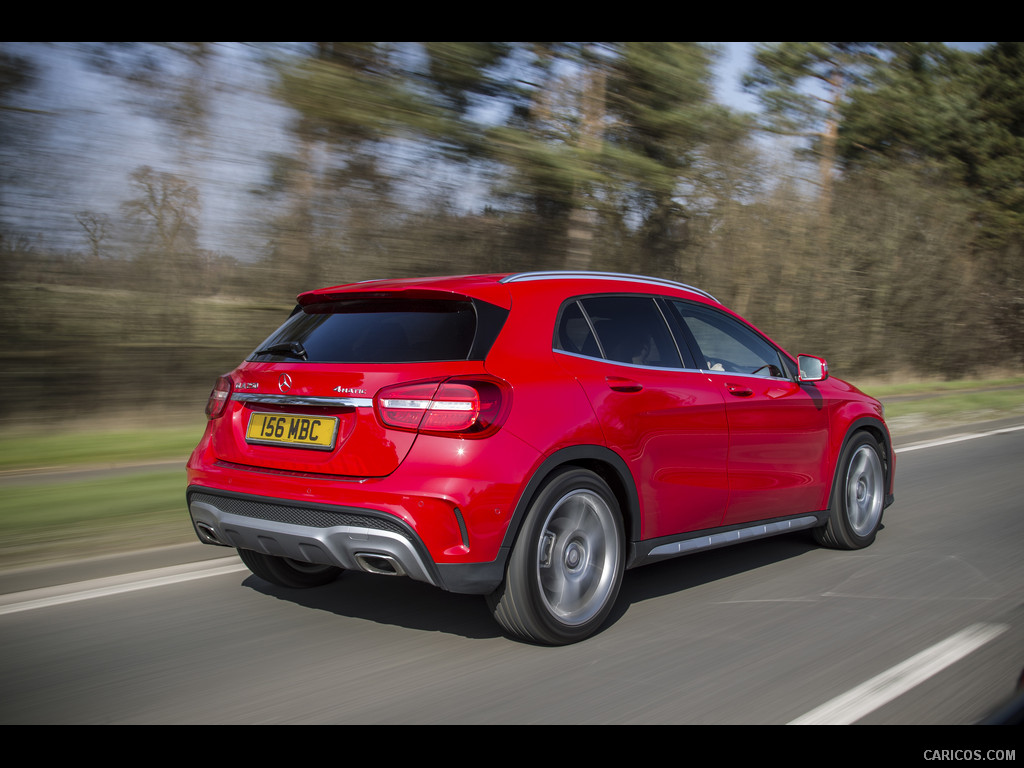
[670, 302, 791, 378]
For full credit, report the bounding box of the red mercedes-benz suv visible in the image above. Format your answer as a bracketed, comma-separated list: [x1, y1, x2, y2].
[187, 271, 894, 644]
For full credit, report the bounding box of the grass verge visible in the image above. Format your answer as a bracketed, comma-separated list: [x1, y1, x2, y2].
[861, 376, 1024, 433]
[0, 422, 205, 473]
[1, 470, 196, 569]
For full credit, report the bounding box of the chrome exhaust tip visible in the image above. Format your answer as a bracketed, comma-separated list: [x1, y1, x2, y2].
[195, 522, 223, 546]
[355, 553, 406, 577]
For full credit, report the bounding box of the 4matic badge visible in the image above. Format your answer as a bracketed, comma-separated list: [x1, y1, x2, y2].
[334, 386, 366, 394]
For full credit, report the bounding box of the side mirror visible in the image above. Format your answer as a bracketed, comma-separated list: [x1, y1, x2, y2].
[797, 354, 829, 382]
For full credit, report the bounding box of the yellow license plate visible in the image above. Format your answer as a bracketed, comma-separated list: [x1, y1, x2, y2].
[246, 412, 338, 450]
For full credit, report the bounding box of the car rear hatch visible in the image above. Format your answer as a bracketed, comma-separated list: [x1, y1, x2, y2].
[209, 286, 510, 478]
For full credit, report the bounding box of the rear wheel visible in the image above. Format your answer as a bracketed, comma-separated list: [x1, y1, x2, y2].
[488, 468, 624, 645]
[237, 548, 342, 588]
[815, 432, 885, 549]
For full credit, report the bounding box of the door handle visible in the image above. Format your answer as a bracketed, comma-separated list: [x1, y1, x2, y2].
[606, 376, 643, 393]
[726, 383, 753, 397]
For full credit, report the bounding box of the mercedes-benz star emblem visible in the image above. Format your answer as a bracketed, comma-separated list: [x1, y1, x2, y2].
[278, 373, 293, 393]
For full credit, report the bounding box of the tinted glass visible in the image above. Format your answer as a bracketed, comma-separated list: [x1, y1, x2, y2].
[557, 296, 682, 368]
[671, 302, 789, 378]
[555, 301, 601, 358]
[250, 299, 478, 363]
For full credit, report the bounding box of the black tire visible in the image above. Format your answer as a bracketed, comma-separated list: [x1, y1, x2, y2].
[237, 548, 342, 588]
[814, 431, 886, 550]
[487, 468, 624, 645]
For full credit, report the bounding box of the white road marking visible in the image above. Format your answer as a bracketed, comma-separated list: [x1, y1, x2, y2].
[0, 559, 248, 616]
[896, 423, 1024, 453]
[786, 424, 1022, 723]
[789, 623, 1009, 725]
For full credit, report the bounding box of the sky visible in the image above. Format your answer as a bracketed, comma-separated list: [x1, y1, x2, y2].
[1, 42, 998, 257]
[711, 42, 760, 113]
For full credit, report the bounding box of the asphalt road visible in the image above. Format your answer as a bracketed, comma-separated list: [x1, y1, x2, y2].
[1, 420, 1023, 725]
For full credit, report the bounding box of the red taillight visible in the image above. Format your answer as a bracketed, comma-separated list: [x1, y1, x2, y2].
[376, 378, 509, 437]
[205, 376, 232, 419]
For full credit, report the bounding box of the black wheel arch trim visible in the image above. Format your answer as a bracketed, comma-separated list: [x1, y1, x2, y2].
[499, 444, 641, 556]
[438, 446, 641, 595]
[830, 416, 895, 511]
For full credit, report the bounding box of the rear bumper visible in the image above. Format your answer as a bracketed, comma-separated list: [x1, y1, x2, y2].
[186, 486, 506, 594]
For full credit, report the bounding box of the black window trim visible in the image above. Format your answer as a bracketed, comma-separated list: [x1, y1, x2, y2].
[552, 292, 698, 371]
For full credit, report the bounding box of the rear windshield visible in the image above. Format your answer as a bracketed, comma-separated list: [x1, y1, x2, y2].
[249, 298, 482, 364]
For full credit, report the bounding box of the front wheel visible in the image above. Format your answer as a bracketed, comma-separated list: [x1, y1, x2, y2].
[815, 432, 886, 550]
[487, 468, 624, 645]
[237, 548, 342, 588]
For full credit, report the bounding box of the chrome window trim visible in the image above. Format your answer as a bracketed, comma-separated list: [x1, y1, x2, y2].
[698, 368, 792, 381]
[232, 393, 374, 408]
[552, 349, 790, 380]
[502, 271, 719, 303]
[553, 348, 695, 373]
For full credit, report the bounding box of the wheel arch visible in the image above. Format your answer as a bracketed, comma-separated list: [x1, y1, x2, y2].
[828, 416, 895, 511]
[501, 445, 640, 555]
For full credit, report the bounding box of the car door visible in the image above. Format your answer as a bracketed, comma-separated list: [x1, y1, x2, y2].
[667, 301, 831, 525]
[554, 295, 731, 538]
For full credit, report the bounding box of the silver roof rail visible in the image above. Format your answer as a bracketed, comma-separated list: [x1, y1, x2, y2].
[500, 271, 719, 303]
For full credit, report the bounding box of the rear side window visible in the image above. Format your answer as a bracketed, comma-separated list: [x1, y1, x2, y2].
[555, 295, 683, 368]
[250, 299, 486, 363]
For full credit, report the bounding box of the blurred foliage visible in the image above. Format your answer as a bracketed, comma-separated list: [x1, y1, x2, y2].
[0, 42, 1022, 424]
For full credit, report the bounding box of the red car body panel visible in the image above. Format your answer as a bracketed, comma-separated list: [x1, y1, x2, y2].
[557, 352, 731, 536]
[187, 271, 894, 602]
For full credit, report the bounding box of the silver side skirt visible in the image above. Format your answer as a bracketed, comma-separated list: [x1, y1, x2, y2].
[648, 515, 820, 559]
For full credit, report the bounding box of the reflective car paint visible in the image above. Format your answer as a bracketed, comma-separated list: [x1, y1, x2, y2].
[187, 271, 894, 643]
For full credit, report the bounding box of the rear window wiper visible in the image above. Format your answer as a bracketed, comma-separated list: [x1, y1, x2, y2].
[253, 341, 308, 361]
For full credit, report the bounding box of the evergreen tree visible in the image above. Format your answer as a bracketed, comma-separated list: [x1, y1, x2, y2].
[744, 42, 883, 216]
